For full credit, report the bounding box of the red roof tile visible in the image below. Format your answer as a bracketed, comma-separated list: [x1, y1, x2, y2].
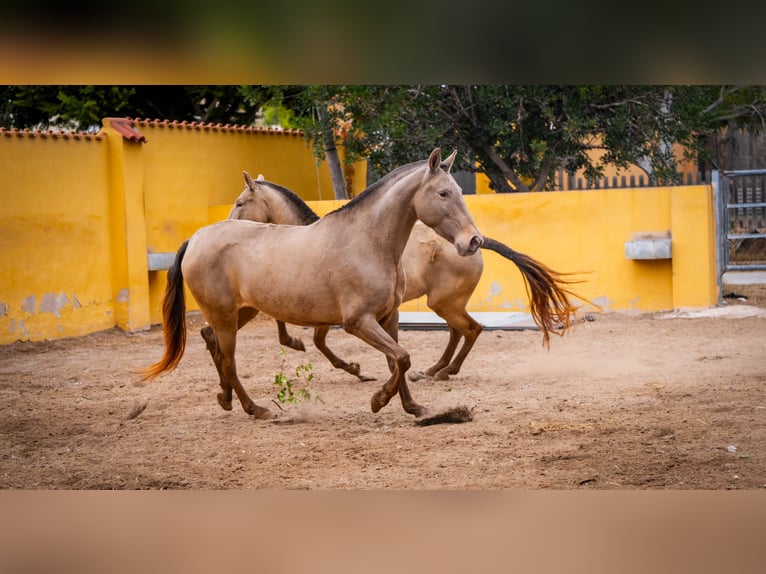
[102, 118, 147, 143]
[130, 117, 303, 136]
[0, 127, 104, 141]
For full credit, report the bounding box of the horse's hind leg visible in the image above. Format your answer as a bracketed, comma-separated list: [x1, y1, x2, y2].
[201, 308, 267, 416]
[431, 312, 483, 380]
[208, 325, 271, 419]
[277, 321, 306, 352]
[408, 326, 461, 382]
[313, 326, 375, 381]
[200, 325, 233, 409]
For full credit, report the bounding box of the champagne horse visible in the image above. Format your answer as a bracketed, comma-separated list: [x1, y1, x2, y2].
[143, 149, 484, 419]
[227, 170, 580, 382]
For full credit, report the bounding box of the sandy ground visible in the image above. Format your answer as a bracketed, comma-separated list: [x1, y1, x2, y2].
[1, 285, 765, 490]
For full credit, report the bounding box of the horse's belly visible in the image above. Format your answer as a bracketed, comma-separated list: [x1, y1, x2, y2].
[247, 282, 344, 326]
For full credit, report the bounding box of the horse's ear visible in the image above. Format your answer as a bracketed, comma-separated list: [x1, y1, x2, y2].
[256, 174, 265, 181]
[428, 148, 442, 174]
[243, 171, 255, 190]
[443, 149, 458, 173]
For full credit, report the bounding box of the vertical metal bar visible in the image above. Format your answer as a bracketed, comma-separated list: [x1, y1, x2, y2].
[711, 170, 724, 304]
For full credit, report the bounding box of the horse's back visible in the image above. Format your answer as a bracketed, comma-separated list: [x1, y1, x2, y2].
[180, 219, 392, 326]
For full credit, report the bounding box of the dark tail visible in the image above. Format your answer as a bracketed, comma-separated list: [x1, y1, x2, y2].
[481, 237, 588, 347]
[141, 240, 189, 380]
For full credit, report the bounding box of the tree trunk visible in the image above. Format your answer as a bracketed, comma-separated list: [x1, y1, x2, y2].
[481, 146, 529, 193]
[482, 164, 517, 194]
[530, 156, 553, 191]
[324, 134, 348, 200]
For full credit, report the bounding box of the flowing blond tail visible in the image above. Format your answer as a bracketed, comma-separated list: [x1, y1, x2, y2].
[141, 240, 189, 380]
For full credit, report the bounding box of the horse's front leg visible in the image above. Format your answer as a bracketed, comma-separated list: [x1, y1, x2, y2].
[343, 314, 425, 417]
[380, 309, 423, 412]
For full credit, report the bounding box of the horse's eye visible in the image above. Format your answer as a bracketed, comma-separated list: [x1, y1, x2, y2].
[438, 190, 449, 198]
[235, 201, 244, 208]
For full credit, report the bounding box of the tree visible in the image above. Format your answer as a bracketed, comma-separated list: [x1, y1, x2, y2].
[268, 86, 352, 199]
[307, 85, 766, 192]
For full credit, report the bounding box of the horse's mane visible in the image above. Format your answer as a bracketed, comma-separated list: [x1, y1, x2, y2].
[260, 180, 320, 224]
[327, 159, 429, 216]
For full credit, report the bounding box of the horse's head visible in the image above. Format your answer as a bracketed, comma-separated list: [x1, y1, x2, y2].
[414, 148, 483, 256]
[229, 172, 320, 226]
[228, 172, 273, 222]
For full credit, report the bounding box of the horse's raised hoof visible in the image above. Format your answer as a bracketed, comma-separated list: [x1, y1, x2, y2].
[370, 390, 390, 413]
[216, 392, 233, 411]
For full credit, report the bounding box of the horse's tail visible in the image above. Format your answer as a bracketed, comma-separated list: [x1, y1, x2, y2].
[481, 237, 588, 347]
[141, 240, 189, 380]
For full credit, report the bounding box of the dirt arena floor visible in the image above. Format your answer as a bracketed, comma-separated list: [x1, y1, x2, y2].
[1, 285, 765, 490]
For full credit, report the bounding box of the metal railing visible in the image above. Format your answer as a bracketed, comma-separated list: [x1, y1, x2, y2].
[712, 169, 766, 296]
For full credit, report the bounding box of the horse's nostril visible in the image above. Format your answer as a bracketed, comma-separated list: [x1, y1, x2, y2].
[470, 235, 483, 252]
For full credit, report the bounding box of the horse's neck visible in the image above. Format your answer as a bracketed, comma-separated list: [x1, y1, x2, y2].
[266, 190, 313, 226]
[357, 169, 421, 259]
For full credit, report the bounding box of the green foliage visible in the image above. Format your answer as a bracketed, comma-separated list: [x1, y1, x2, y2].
[1, 85, 275, 130]
[272, 348, 319, 405]
[268, 85, 766, 192]
[260, 103, 297, 128]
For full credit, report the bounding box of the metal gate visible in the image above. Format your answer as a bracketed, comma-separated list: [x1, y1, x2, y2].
[713, 169, 766, 279]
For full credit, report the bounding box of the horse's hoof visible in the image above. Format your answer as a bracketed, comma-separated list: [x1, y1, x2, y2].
[216, 393, 233, 411]
[357, 374, 376, 382]
[412, 405, 428, 418]
[370, 391, 389, 413]
[433, 370, 450, 381]
[408, 370, 428, 382]
[346, 362, 361, 376]
[248, 405, 273, 420]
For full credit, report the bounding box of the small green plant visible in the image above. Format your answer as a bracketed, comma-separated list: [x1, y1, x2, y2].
[273, 348, 320, 405]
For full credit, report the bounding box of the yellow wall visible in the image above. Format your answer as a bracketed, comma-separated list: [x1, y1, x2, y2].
[0, 133, 117, 341]
[0, 120, 367, 342]
[309, 185, 717, 315]
[0, 118, 718, 345]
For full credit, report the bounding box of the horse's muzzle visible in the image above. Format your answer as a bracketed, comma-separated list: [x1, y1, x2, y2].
[458, 234, 483, 256]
